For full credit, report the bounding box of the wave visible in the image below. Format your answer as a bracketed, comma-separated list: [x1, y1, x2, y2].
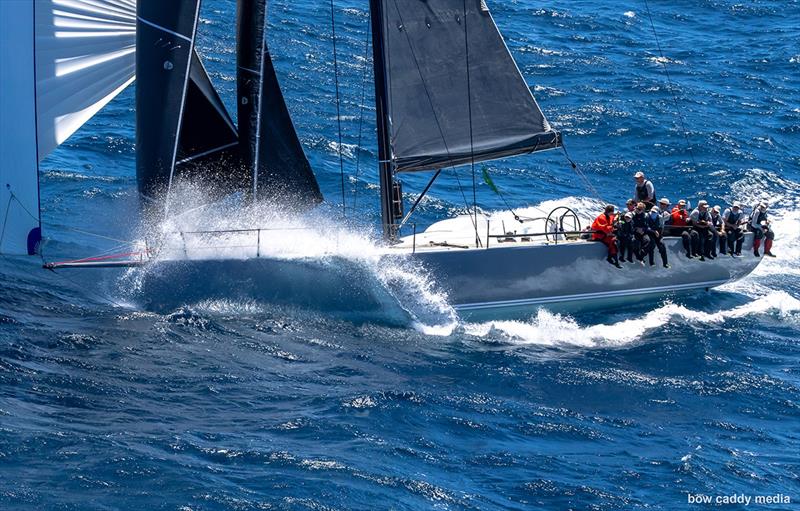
[462, 290, 800, 348]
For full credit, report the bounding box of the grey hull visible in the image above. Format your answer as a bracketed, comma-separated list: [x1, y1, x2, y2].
[406, 233, 761, 320]
[133, 234, 761, 321]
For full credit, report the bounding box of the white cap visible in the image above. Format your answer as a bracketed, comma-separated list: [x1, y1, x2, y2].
[634, 171, 645, 178]
[650, 206, 660, 213]
[732, 201, 742, 208]
[698, 200, 708, 206]
[712, 205, 721, 212]
[659, 197, 670, 204]
[759, 202, 768, 209]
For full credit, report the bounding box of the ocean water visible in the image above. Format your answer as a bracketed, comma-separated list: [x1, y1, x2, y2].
[2, 0, 800, 509]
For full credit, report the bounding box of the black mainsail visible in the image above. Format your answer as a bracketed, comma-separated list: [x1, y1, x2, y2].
[370, 0, 561, 236]
[136, 1, 240, 201]
[237, 0, 322, 208]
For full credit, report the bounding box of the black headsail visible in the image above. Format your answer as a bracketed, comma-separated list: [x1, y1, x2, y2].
[136, 0, 240, 204]
[370, 0, 561, 237]
[237, 0, 322, 208]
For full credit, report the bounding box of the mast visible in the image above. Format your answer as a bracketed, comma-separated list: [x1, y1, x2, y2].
[369, 0, 401, 240]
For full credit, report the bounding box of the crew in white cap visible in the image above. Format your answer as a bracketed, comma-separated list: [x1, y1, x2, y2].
[723, 201, 745, 256]
[658, 197, 672, 225]
[633, 171, 656, 209]
[749, 202, 776, 257]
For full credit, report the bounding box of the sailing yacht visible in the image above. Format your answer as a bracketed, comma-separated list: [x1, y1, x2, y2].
[0, 0, 762, 320]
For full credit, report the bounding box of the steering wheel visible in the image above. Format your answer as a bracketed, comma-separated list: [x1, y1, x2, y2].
[545, 206, 582, 242]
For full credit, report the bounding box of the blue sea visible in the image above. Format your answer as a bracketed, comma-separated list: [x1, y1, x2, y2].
[2, 0, 800, 509]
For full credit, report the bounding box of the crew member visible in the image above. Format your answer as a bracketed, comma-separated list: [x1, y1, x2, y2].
[592, 204, 621, 267]
[709, 205, 726, 257]
[658, 198, 672, 225]
[723, 201, 745, 256]
[689, 200, 713, 261]
[617, 212, 635, 263]
[749, 202, 776, 257]
[633, 171, 656, 209]
[631, 202, 650, 263]
[668, 199, 697, 258]
[646, 206, 670, 268]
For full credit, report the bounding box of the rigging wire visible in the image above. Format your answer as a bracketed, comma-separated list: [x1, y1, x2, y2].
[389, 0, 480, 237]
[484, 168, 524, 222]
[462, 0, 481, 247]
[642, 0, 698, 169]
[329, 0, 347, 217]
[351, 13, 372, 213]
[561, 142, 606, 204]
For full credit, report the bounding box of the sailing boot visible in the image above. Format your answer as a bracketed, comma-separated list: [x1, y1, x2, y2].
[764, 239, 776, 257]
[753, 238, 761, 257]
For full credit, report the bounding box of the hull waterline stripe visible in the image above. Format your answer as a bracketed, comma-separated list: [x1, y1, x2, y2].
[136, 16, 191, 42]
[455, 279, 731, 311]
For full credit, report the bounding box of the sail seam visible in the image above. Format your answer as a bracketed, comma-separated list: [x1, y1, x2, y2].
[175, 141, 238, 165]
[238, 65, 261, 75]
[136, 16, 192, 42]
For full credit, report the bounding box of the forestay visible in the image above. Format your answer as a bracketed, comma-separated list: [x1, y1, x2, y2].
[0, 0, 136, 255]
[377, 0, 561, 173]
[237, 0, 322, 209]
[136, 0, 240, 202]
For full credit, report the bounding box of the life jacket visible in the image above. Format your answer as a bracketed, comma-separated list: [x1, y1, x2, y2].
[646, 212, 663, 232]
[591, 213, 615, 240]
[725, 209, 742, 225]
[671, 206, 689, 227]
[693, 209, 711, 230]
[632, 211, 648, 230]
[636, 180, 655, 201]
[748, 205, 767, 224]
[710, 214, 723, 228]
[750, 209, 768, 230]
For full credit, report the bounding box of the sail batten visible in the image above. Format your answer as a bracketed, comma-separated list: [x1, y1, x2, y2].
[377, 0, 560, 173]
[1, 0, 136, 255]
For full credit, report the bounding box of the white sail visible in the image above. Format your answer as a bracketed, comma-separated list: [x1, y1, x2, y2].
[0, 0, 136, 255]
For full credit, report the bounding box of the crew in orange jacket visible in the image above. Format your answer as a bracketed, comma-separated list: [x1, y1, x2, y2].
[592, 204, 621, 268]
[667, 199, 699, 258]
